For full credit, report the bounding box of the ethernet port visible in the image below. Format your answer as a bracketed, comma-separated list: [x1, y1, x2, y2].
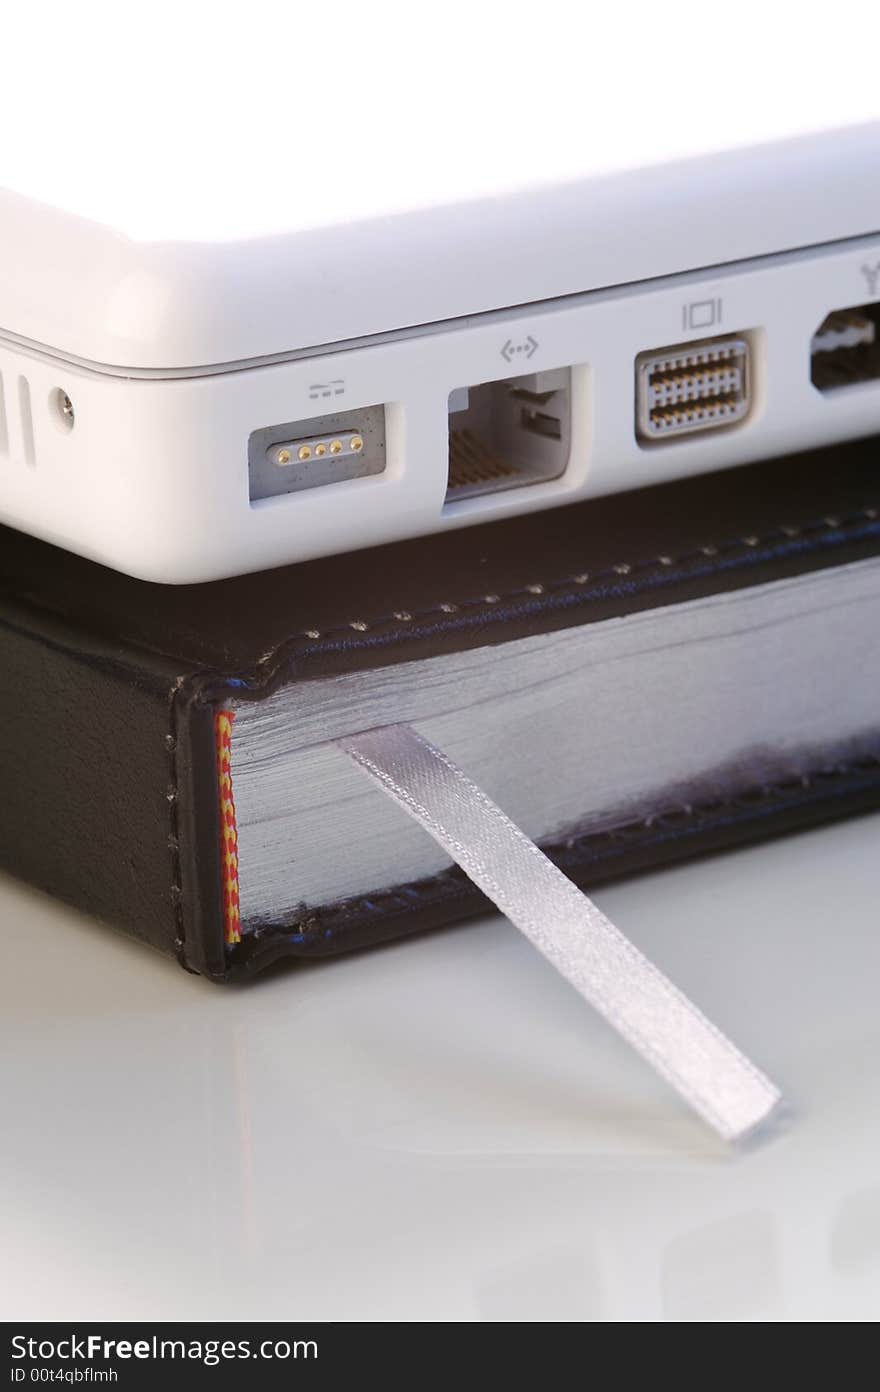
[446, 367, 571, 502]
[811, 304, 880, 392]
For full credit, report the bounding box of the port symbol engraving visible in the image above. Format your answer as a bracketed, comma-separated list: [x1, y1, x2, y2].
[682, 298, 722, 332]
[501, 336, 539, 362]
[308, 379, 346, 400]
[861, 263, 880, 298]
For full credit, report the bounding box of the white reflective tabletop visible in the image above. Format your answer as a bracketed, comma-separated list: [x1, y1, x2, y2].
[2, 813, 879, 1322]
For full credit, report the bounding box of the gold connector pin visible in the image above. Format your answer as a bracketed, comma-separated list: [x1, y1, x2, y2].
[270, 427, 371, 470]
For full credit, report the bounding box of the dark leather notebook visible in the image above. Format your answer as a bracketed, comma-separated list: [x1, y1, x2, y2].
[2, 436, 880, 981]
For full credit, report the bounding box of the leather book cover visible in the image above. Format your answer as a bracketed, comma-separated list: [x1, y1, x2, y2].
[2, 437, 880, 981]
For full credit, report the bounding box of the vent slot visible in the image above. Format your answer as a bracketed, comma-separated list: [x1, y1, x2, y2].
[18, 375, 35, 468]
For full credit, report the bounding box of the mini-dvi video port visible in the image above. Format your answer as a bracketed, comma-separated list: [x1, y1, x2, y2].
[636, 333, 752, 444]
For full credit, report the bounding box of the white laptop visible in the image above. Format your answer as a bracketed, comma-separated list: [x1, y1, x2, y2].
[0, 15, 878, 582]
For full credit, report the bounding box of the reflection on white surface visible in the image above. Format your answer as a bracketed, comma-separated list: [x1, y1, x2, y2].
[2, 813, 880, 1321]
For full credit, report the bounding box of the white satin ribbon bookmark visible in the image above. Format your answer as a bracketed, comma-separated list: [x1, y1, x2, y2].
[340, 724, 782, 1143]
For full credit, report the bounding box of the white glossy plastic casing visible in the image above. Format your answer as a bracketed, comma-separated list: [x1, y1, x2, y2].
[1, 126, 879, 582]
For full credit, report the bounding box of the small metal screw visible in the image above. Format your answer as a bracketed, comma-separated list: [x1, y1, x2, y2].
[55, 390, 75, 428]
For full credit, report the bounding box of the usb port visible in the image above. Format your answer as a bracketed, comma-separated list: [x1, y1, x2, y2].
[811, 304, 880, 392]
[636, 334, 752, 445]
